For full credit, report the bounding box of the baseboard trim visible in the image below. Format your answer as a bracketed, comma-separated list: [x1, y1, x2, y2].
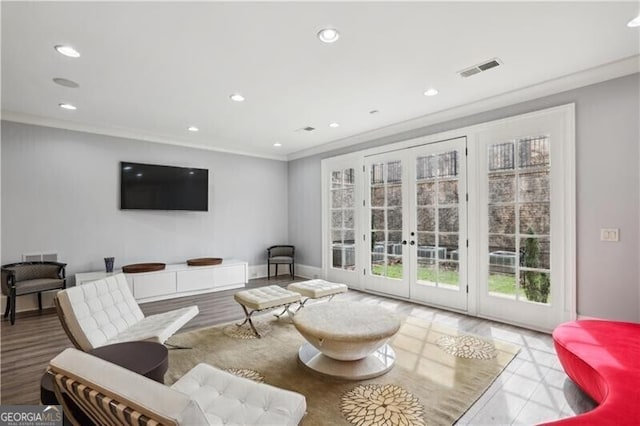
[1, 292, 57, 314]
[248, 263, 323, 280]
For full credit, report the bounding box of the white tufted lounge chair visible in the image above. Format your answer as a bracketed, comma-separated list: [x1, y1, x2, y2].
[55, 273, 198, 351]
[49, 348, 307, 426]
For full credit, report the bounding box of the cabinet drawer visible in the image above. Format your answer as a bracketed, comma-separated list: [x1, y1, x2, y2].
[132, 273, 176, 299]
[177, 268, 215, 292]
[214, 265, 245, 287]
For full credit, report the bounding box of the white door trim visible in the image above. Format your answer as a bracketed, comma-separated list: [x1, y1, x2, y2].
[321, 104, 576, 330]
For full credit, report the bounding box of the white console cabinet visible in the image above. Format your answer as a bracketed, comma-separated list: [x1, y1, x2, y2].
[75, 259, 247, 303]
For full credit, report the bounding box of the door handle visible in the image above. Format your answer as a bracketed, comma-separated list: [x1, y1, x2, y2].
[410, 241, 415, 245]
[402, 240, 408, 245]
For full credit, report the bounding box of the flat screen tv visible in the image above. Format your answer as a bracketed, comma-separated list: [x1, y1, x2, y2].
[120, 162, 208, 211]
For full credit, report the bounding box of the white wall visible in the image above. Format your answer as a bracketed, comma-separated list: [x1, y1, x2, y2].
[1, 121, 289, 282]
[288, 73, 640, 322]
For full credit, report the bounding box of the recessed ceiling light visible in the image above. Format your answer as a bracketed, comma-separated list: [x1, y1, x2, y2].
[58, 103, 77, 110]
[424, 88, 439, 97]
[54, 45, 80, 58]
[136, 173, 143, 177]
[628, 15, 640, 27]
[318, 28, 340, 43]
[273, 143, 282, 147]
[189, 171, 195, 175]
[123, 166, 132, 171]
[329, 122, 340, 128]
[53, 77, 79, 88]
[230, 93, 245, 102]
[188, 126, 199, 132]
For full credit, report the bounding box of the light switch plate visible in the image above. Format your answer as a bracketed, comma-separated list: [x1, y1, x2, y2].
[600, 228, 619, 242]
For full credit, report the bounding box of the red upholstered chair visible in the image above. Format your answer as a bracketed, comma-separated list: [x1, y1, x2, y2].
[543, 320, 640, 425]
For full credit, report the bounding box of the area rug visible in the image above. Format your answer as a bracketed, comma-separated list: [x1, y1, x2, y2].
[165, 314, 519, 425]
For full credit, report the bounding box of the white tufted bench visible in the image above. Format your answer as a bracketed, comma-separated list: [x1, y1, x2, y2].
[287, 279, 348, 308]
[56, 273, 198, 351]
[233, 285, 301, 337]
[49, 348, 307, 425]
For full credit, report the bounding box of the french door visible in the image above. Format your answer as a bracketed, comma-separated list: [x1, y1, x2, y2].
[475, 110, 571, 330]
[323, 105, 574, 331]
[363, 138, 468, 311]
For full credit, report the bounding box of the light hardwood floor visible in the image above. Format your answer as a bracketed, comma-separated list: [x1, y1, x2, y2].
[0, 275, 594, 424]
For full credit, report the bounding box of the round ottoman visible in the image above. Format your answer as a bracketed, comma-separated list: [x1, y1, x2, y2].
[293, 301, 401, 379]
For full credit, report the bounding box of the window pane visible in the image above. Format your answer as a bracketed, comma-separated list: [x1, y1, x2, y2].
[489, 272, 516, 298]
[387, 255, 403, 279]
[518, 136, 549, 168]
[387, 185, 402, 207]
[371, 209, 385, 230]
[417, 207, 435, 232]
[387, 208, 402, 231]
[417, 232, 436, 247]
[520, 271, 550, 304]
[331, 171, 342, 189]
[439, 207, 458, 233]
[417, 259, 436, 285]
[344, 209, 354, 229]
[489, 205, 516, 234]
[343, 168, 355, 186]
[438, 261, 459, 287]
[343, 188, 355, 208]
[438, 180, 458, 204]
[331, 230, 343, 245]
[331, 211, 342, 229]
[519, 171, 549, 203]
[519, 203, 550, 234]
[416, 182, 435, 206]
[439, 233, 458, 257]
[371, 187, 385, 207]
[520, 236, 550, 270]
[344, 230, 355, 243]
[489, 173, 515, 203]
[386, 161, 402, 184]
[331, 190, 342, 208]
[488, 142, 515, 171]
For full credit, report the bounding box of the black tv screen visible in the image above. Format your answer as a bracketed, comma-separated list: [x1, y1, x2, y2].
[120, 162, 208, 211]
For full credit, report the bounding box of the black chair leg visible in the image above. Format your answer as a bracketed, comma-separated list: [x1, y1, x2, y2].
[267, 261, 271, 280]
[10, 292, 16, 325]
[275, 264, 278, 277]
[3, 295, 10, 318]
[292, 263, 295, 278]
[38, 293, 42, 311]
[289, 263, 293, 279]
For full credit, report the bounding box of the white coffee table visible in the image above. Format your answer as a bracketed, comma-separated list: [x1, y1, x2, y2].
[292, 301, 401, 380]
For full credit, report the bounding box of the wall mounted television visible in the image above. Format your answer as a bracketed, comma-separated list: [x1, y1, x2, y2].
[120, 162, 208, 211]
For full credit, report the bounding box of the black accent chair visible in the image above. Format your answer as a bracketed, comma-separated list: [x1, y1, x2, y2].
[267, 245, 295, 280]
[1, 261, 67, 325]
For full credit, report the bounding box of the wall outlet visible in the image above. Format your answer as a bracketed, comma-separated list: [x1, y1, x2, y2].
[600, 228, 619, 242]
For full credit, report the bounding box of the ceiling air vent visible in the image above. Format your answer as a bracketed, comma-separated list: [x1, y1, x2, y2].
[296, 126, 316, 132]
[458, 58, 502, 78]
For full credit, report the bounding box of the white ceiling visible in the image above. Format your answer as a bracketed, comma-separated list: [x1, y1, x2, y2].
[2, 2, 639, 160]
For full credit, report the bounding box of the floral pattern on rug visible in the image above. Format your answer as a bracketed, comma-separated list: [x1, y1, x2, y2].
[341, 384, 425, 426]
[224, 368, 265, 383]
[223, 322, 272, 339]
[437, 335, 497, 360]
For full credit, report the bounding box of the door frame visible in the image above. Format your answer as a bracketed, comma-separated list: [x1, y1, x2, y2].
[321, 104, 575, 331]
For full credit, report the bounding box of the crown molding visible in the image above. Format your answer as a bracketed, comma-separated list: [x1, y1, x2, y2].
[287, 54, 640, 161]
[0, 112, 289, 162]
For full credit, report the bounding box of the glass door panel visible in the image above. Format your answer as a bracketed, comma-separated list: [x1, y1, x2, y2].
[330, 168, 356, 271]
[365, 156, 409, 297]
[486, 136, 551, 303]
[409, 137, 468, 311]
